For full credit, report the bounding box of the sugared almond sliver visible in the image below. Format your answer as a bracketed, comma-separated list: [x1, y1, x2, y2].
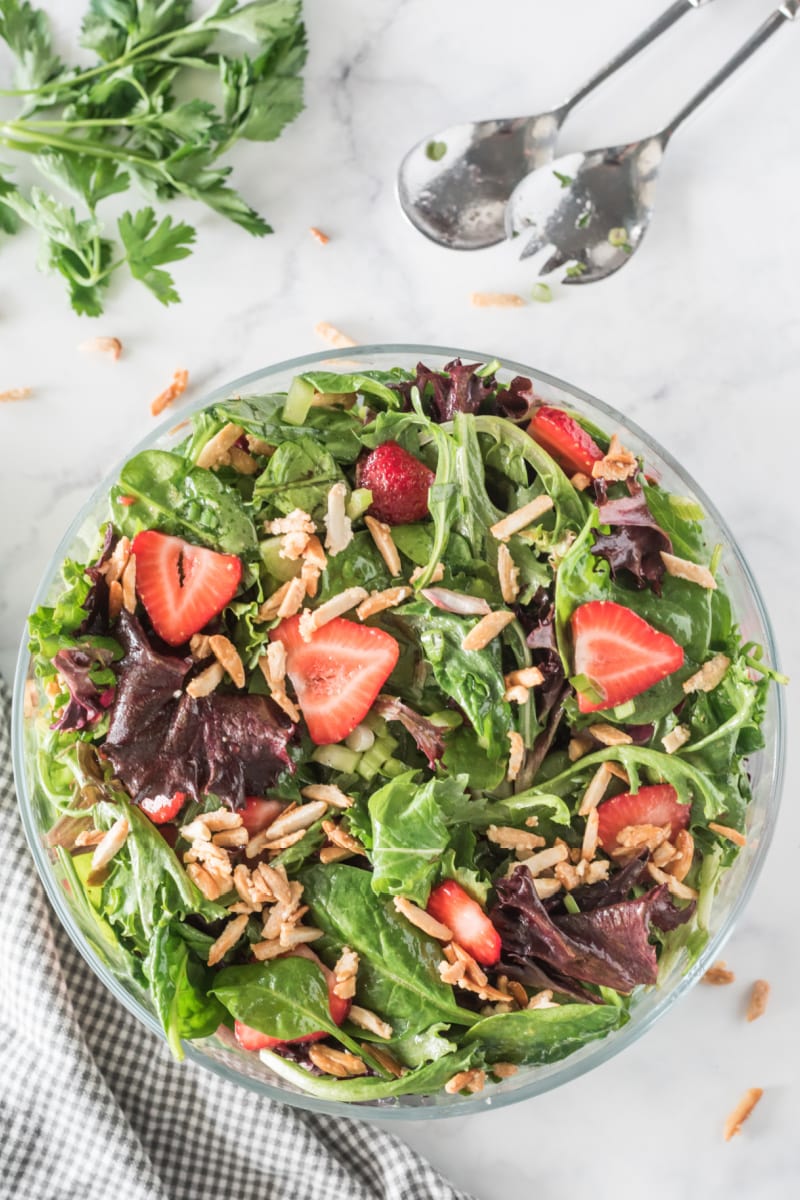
[90, 817, 129, 873]
[202, 809, 244, 833]
[490, 495, 554, 542]
[591, 434, 637, 482]
[527, 989, 559, 1010]
[616, 823, 670, 851]
[79, 335, 122, 360]
[491, 1062, 519, 1080]
[309, 226, 330, 245]
[301, 560, 321, 599]
[581, 808, 599, 861]
[497, 543, 520, 603]
[196, 423, 243, 470]
[186, 661, 225, 698]
[266, 509, 316, 537]
[356, 586, 411, 621]
[252, 938, 286, 961]
[568, 733, 594, 762]
[301, 783, 353, 809]
[209, 635, 245, 688]
[74, 828, 106, 848]
[308, 1045, 367, 1078]
[0, 386, 33, 401]
[246, 433, 274, 457]
[670, 829, 694, 882]
[319, 845, 354, 864]
[588, 723, 632, 747]
[708, 821, 747, 848]
[532, 877, 562, 898]
[322, 820, 365, 855]
[605, 761, 630, 785]
[647, 862, 698, 900]
[262, 799, 328, 841]
[578, 763, 612, 816]
[364, 515, 401, 576]
[723, 1087, 764, 1141]
[303, 533, 328, 571]
[151, 368, 188, 417]
[487, 825, 545, 852]
[393, 895, 452, 941]
[324, 481, 353, 556]
[299, 587, 368, 641]
[445, 1068, 486, 1094]
[259, 581, 299, 623]
[365, 1044, 405, 1077]
[262, 640, 286, 688]
[207, 913, 249, 966]
[190, 633, 213, 660]
[660, 551, 717, 590]
[519, 844, 569, 878]
[333, 946, 359, 999]
[570, 472, 592, 491]
[504, 684, 530, 705]
[186, 862, 223, 901]
[747, 980, 770, 1023]
[683, 653, 730, 695]
[349, 1005, 393, 1039]
[279, 925, 323, 949]
[470, 291, 525, 308]
[506, 730, 524, 782]
[103, 534, 131, 585]
[315, 321, 357, 349]
[410, 561, 445, 585]
[121, 556, 137, 614]
[212, 827, 249, 849]
[462, 609, 515, 652]
[662, 724, 690, 754]
[703, 960, 736, 986]
[505, 666, 545, 689]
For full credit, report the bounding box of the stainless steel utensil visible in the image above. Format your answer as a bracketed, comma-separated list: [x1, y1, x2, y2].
[506, 1, 799, 282]
[397, 0, 712, 251]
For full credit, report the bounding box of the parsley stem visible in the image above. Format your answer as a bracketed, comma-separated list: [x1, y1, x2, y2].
[0, 122, 158, 169]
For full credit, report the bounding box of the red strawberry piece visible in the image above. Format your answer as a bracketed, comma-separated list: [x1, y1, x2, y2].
[355, 440, 435, 525]
[117, 494, 136, 507]
[270, 614, 399, 745]
[234, 947, 350, 1052]
[240, 796, 284, 836]
[131, 530, 242, 646]
[528, 405, 604, 477]
[426, 880, 501, 966]
[139, 791, 187, 825]
[571, 600, 684, 713]
[596, 783, 690, 852]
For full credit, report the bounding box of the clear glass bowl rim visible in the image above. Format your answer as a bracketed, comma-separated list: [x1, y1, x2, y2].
[11, 343, 786, 1121]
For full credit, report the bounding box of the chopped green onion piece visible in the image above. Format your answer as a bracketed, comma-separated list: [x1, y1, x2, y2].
[531, 282, 553, 303]
[476, 359, 501, 378]
[563, 893, 580, 915]
[553, 170, 573, 188]
[426, 141, 447, 161]
[346, 488, 373, 521]
[569, 674, 604, 705]
[611, 701, 636, 720]
[283, 376, 315, 425]
[565, 262, 587, 278]
[608, 227, 628, 247]
[381, 757, 407, 779]
[576, 209, 592, 229]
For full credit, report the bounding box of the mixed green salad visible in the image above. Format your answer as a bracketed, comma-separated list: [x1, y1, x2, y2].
[25, 357, 782, 1103]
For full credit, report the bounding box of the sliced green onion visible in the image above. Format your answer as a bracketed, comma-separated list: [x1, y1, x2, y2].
[553, 170, 573, 188]
[565, 262, 587, 278]
[426, 140, 447, 161]
[569, 674, 604, 705]
[476, 358, 501, 378]
[608, 227, 629, 247]
[531, 282, 552, 303]
[346, 488, 373, 521]
[563, 893, 580, 915]
[611, 700, 636, 720]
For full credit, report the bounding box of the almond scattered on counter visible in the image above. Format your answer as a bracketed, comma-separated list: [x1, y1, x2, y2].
[151, 367, 189, 416]
[78, 336, 122, 361]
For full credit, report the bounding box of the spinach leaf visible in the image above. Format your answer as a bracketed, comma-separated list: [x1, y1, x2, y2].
[316, 531, 392, 602]
[390, 1023, 458, 1068]
[368, 771, 453, 906]
[298, 369, 408, 410]
[253, 437, 342, 519]
[442, 727, 507, 791]
[261, 1045, 478, 1102]
[144, 921, 227, 1060]
[212, 395, 364, 463]
[300, 864, 478, 1037]
[112, 449, 258, 557]
[464, 1003, 626, 1064]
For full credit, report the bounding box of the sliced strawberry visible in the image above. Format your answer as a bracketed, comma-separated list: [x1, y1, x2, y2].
[131, 530, 242, 647]
[240, 796, 284, 836]
[596, 783, 690, 852]
[528, 405, 604, 477]
[271, 614, 399, 745]
[139, 791, 187, 825]
[233, 947, 350, 1052]
[427, 880, 501, 966]
[355, 440, 435, 525]
[571, 600, 684, 713]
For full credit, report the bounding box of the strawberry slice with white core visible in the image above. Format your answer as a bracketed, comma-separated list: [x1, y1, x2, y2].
[240, 796, 284, 836]
[596, 784, 690, 853]
[233, 947, 350, 1051]
[270, 614, 399, 745]
[571, 600, 685, 713]
[131, 530, 242, 646]
[528, 405, 604, 477]
[139, 791, 187, 825]
[426, 880, 501, 966]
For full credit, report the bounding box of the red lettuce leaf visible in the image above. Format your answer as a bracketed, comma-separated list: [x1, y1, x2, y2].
[591, 482, 672, 595]
[51, 644, 116, 732]
[373, 694, 445, 768]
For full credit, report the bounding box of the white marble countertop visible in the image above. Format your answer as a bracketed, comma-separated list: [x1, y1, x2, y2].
[2, 1, 798, 1194]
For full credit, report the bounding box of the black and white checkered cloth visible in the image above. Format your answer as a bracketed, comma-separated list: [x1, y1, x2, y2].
[0, 680, 473, 1200]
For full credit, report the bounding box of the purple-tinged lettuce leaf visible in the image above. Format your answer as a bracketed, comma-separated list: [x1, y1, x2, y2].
[51, 644, 116, 731]
[491, 865, 695, 994]
[591, 482, 672, 595]
[395, 359, 496, 423]
[373, 694, 445, 768]
[494, 375, 537, 422]
[79, 523, 115, 636]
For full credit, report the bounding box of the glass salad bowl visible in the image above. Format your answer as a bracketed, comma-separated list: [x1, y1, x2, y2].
[11, 345, 785, 1119]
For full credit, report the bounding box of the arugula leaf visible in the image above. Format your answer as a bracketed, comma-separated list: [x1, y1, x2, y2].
[117, 207, 195, 305]
[315, 531, 392, 602]
[262, 1045, 478, 1102]
[464, 1004, 626, 1065]
[368, 771, 452, 907]
[111, 448, 258, 556]
[300, 863, 478, 1037]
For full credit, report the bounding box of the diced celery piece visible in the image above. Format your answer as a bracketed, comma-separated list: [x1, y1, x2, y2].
[311, 745, 361, 773]
[283, 376, 315, 426]
[380, 757, 406, 779]
[346, 488, 373, 521]
[259, 536, 302, 582]
[427, 710, 462, 730]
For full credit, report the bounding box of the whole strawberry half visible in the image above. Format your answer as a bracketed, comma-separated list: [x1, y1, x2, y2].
[355, 440, 435, 525]
[571, 600, 685, 713]
[131, 530, 242, 646]
[596, 784, 690, 852]
[528, 405, 604, 477]
[271, 614, 399, 745]
[427, 879, 501, 966]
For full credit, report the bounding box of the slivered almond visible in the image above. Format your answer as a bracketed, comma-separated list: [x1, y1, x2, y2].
[461, 609, 515, 652]
[723, 1087, 763, 1141]
[528, 990, 559, 1010]
[299, 587, 368, 640]
[190, 633, 213, 660]
[504, 666, 545, 689]
[616, 823, 670, 851]
[497, 543, 520, 603]
[308, 1045, 367, 1077]
[364, 1044, 405, 1077]
[257, 578, 303, 622]
[309, 226, 330, 245]
[279, 925, 323, 949]
[74, 828, 105, 848]
[747, 980, 770, 1023]
[506, 730, 525, 782]
[246, 434, 274, 457]
[89, 817, 129, 875]
[304, 533, 328, 570]
[445, 1067, 487, 1094]
[504, 684, 529, 705]
[670, 829, 694, 882]
[708, 821, 747, 848]
[660, 551, 717, 590]
[202, 810, 244, 832]
[578, 763, 612, 815]
[301, 560, 321, 599]
[570, 472, 592, 491]
[410, 562, 444, 585]
[519, 844, 569, 878]
[261, 800, 328, 841]
[605, 761, 630, 784]
[324, 481, 353, 556]
[647, 862, 698, 900]
[108, 579, 123, 621]
[588, 723, 632, 747]
[266, 510, 315, 536]
[490, 495, 554, 542]
[314, 322, 357, 349]
[364, 515, 401, 576]
[491, 1062, 519, 1080]
[470, 291, 525, 308]
[322, 820, 365, 856]
[568, 733, 594, 762]
[151, 368, 188, 417]
[591, 433, 637, 482]
[683, 653, 730, 695]
[212, 827, 249, 848]
[662, 724, 690, 754]
[581, 808, 599, 861]
[79, 336, 122, 361]
[301, 784, 353, 809]
[332, 947, 359, 999]
[0, 386, 32, 401]
[228, 446, 259, 475]
[487, 825, 545, 852]
[186, 862, 223, 901]
[207, 914, 249, 966]
[251, 938, 286, 961]
[195, 422, 244, 469]
[703, 960, 735, 986]
[349, 1005, 393, 1039]
[356, 586, 411, 621]
[532, 877, 562, 898]
[186, 661, 225, 698]
[209, 635, 245, 688]
[319, 846, 354, 864]
[393, 895, 452, 941]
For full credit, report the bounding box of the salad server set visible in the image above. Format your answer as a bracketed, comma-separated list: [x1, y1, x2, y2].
[398, 0, 799, 281]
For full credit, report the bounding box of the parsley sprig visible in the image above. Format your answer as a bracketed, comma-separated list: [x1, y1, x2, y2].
[0, 0, 306, 314]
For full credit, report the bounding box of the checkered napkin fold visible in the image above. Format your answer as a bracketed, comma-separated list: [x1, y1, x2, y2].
[0, 678, 473, 1200]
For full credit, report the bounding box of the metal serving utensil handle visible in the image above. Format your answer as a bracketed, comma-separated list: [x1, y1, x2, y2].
[660, 1, 799, 142]
[560, 0, 714, 116]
